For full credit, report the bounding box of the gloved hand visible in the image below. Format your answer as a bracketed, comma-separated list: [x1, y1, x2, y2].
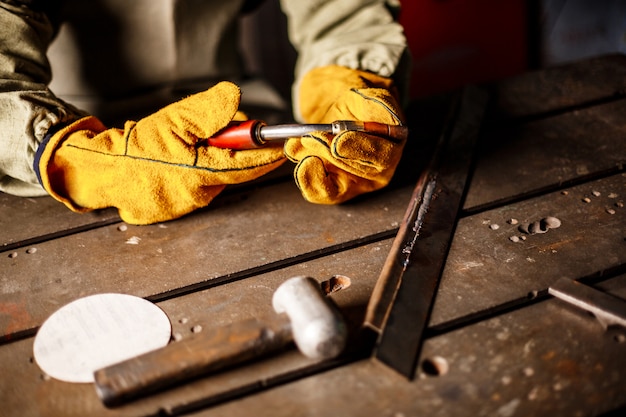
[284, 65, 406, 204]
[36, 82, 286, 225]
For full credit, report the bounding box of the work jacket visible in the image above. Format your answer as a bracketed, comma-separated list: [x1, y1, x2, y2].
[0, 0, 408, 196]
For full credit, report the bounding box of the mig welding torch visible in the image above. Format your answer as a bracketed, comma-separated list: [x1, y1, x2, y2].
[206, 120, 409, 150]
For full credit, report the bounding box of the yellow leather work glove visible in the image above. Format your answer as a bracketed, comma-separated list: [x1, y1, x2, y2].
[284, 65, 406, 204]
[36, 82, 286, 225]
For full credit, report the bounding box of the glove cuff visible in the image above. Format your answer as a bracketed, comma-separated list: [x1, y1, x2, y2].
[34, 123, 66, 188]
[35, 116, 107, 212]
[299, 65, 401, 123]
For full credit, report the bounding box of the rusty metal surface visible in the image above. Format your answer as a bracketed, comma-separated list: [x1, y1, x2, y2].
[0, 55, 625, 417]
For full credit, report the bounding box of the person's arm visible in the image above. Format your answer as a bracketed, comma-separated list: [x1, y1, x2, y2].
[1, 1, 285, 224]
[279, 0, 409, 120]
[0, 0, 86, 196]
[279, 0, 410, 204]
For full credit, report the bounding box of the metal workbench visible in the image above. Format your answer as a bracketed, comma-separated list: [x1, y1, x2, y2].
[1, 54, 625, 417]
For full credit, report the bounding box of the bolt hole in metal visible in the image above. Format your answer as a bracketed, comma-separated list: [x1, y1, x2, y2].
[421, 356, 449, 377]
[518, 216, 561, 235]
[321, 274, 352, 295]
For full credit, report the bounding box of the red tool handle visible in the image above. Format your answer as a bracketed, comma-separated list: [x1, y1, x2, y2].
[206, 120, 266, 150]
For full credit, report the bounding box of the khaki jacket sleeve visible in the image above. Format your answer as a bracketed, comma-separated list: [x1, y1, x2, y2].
[279, 0, 410, 121]
[0, 1, 86, 196]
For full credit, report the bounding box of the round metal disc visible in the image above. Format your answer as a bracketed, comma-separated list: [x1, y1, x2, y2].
[33, 293, 171, 383]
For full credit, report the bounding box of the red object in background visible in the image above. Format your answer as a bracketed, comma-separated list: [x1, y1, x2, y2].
[400, 0, 528, 98]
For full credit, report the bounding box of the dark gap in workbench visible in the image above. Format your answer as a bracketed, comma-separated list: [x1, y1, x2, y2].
[0, 228, 397, 346]
[146, 228, 398, 304]
[460, 164, 625, 218]
[0, 217, 122, 253]
[425, 262, 626, 339]
[461, 80, 626, 217]
[485, 89, 626, 128]
[0, 171, 294, 254]
[161, 354, 363, 417]
[142, 318, 378, 416]
[0, 326, 39, 347]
